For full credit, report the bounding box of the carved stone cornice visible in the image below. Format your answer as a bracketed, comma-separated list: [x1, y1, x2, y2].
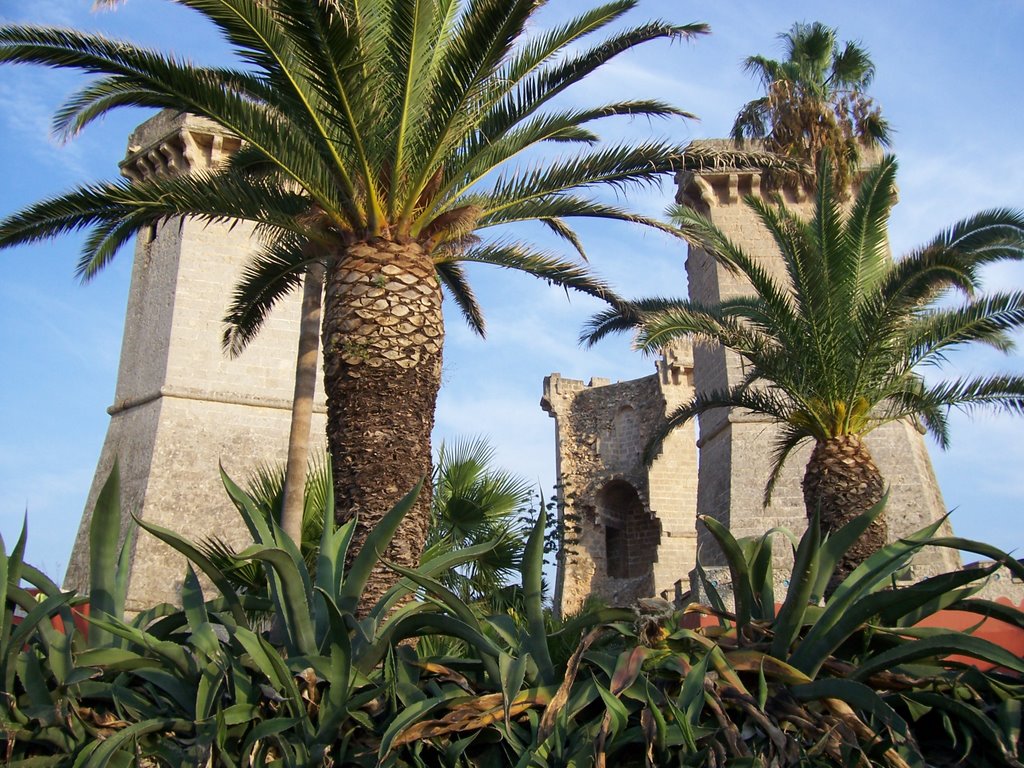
[119, 110, 241, 180]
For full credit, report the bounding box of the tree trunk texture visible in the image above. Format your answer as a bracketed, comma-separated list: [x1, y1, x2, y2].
[322, 240, 442, 612]
[802, 434, 886, 593]
[280, 260, 325, 547]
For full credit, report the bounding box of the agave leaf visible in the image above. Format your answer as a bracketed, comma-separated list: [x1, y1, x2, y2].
[700, 516, 753, 631]
[550, 608, 637, 646]
[83, 614, 195, 678]
[132, 515, 248, 627]
[609, 646, 649, 696]
[5, 591, 75, 678]
[595, 682, 630, 741]
[0, 521, 29, 681]
[725, 650, 812, 685]
[676, 650, 711, 727]
[881, 565, 996, 627]
[854, 633, 1024, 680]
[233, 627, 302, 700]
[80, 717, 188, 768]
[220, 465, 276, 546]
[749, 531, 777, 620]
[385, 611, 504, 663]
[234, 544, 316, 656]
[789, 519, 944, 675]
[903, 690, 1019, 759]
[951, 598, 1024, 630]
[313, 516, 355, 638]
[0, 532, 11, 660]
[806, 564, 1000, 666]
[925, 536, 1024, 581]
[810, 494, 888, 602]
[76, 647, 160, 672]
[312, 593, 352, 742]
[378, 688, 465, 759]
[45, 623, 75, 687]
[180, 565, 209, 631]
[522, 499, 554, 685]
[89, 463, 123, 648]
[692, 553, 729, 617]
[17, 650, 52, 709]
[369, 537, 504, 620]
[240, 716, 305, 761]
[770, 507, 821, 660]
[791, 678, 910, 740]
[997, 698, 1022, 757]
[19, 563, 62, 597]
[500, 651, 530, 731]
[338, 480, 424, 613]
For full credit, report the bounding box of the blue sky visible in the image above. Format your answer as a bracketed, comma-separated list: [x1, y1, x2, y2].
[1, 0, 1022, 578]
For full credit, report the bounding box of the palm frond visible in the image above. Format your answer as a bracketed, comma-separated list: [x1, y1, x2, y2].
[763, 422, 811, 506]
[454, 241, 619, 305]
[643, 385, 796, 466]
[434, 259, 485, 337]
[580, 296, 689, 347]
[906, 292, 1024, 368]
[222, 233, 313, 357]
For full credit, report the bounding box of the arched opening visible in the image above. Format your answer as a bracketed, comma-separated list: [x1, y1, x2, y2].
[597, 480, 659, 579]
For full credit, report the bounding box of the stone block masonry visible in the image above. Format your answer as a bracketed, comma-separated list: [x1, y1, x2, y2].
[64, 112, 326, 611]
[542, 343, 699, 616]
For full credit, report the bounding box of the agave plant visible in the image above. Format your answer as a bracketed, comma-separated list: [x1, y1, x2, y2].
[386, 499, 1024, 767]
[1, 462, 567, 764]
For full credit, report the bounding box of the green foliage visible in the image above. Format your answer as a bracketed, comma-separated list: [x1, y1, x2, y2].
[731, 21, 892, 191]
[423, 437, 534, 612]
[4, 467, 1024, 766]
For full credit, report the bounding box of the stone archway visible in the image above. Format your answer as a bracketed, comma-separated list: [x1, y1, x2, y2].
[597, 479, 659, 581]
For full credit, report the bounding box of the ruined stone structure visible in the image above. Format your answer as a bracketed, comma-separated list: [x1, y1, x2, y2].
[64, 111, 326, 610]
[542, 343, 699, 615]
[545, 152, 962, 615]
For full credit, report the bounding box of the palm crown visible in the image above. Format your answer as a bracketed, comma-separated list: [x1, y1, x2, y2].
[585, 155, 1024, 577]
[731, 21, 891, 191]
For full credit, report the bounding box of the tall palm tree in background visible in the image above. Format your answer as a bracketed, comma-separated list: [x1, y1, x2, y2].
[731, 21, 891, 191]
[0, 0, 796, 607]
[585, 156, 1024, 583]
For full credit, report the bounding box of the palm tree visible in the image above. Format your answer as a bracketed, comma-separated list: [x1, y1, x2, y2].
[731, 21, 891, 192]
[585, 155, 1024, 582]
[1, 0, 781, 608]
[424, 437, 534, 612]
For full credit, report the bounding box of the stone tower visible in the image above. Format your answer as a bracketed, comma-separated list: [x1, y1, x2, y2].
[542, 343, 699, 616]
[676, 156, 959, 591]
[63, 111, 325, 610]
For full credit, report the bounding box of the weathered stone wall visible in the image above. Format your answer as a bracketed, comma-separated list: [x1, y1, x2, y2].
[542, 343, 698, 616]
[64, 112, 326, 610]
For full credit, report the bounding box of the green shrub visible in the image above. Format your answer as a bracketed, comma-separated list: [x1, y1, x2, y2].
[2, 469, 1022, 767]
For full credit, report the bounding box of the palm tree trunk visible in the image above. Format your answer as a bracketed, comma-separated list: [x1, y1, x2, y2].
[322, 240, 443, 612]
[802, 434, 886, 592]
[279, 261, 325, 546]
